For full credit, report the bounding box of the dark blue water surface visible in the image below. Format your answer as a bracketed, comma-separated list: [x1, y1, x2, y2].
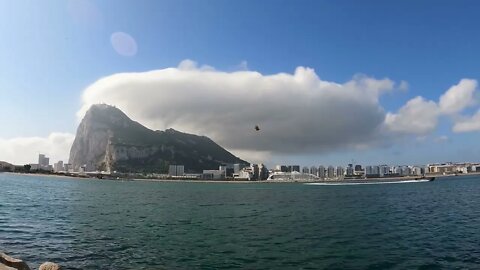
[1, 173, 480, 270]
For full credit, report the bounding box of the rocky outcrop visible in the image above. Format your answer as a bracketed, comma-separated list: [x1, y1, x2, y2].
[69, 104, 248, 173]
[38, 262, 61, 270]
[0, 253, 61, 270]
[0, 252, 30, 270]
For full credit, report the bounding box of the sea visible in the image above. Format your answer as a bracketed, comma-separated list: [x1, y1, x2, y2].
[1, 173, 479, 270]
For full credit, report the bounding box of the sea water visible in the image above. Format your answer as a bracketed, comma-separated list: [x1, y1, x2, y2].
[1, 173, 479, 269]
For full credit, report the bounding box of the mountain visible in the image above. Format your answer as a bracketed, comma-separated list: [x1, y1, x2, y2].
[68, 104, 248, 173]
[0, 161, 15, 172]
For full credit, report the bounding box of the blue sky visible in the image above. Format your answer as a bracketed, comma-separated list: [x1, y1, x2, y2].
[1, 0, 480, 166]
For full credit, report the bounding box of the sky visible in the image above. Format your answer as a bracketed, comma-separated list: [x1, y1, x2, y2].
[1, 0, 480, 167]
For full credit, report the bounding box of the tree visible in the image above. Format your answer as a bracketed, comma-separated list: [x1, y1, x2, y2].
[23, 164, 31, 172]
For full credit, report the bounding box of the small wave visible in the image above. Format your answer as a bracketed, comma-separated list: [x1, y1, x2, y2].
[305, 179, 430, 186]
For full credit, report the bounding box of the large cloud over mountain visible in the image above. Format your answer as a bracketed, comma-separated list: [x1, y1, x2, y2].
[78, 60, 398, 155]
[75, 60, 480, 162]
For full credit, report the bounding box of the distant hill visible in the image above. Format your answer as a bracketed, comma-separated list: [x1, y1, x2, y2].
[0, 161, 14, 172]
[69, 104, 248, 173]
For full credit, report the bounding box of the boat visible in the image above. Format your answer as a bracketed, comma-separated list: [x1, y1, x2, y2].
[415, 176, 435, 181]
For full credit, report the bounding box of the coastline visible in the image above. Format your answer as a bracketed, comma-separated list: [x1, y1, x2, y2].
[4, 171, 480, 184]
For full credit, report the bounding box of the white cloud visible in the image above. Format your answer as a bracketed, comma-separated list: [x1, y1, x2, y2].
[384, 96, 440, 135]
[385, 79, 479, 135]
[0, 133, 74, 165]
[78, 60, 396, 158]
[453, 109, 480, 132]
[439, 79, 477, 114]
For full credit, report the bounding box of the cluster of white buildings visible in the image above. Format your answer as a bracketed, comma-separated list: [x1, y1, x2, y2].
[276, 164, 426, 180]
[427, 162, 480, 174]
[28, 154, 53, 171]
[274, 162, 480, 180]
[26, 154, 480, 181]
[27, 154, 74, 173]
[168, 163, 268, 181]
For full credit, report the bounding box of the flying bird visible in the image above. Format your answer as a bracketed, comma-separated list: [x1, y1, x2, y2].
[255, 125, 260, 131]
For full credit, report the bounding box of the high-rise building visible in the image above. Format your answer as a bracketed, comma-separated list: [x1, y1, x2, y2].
[412, 167, 422, 176]
[404, 166, 412, 176]
[379, 165, 389, 177]
[365, 166, 374, 176]
[302, 166, 309, 174]
[336, 166, 344, 177]
[38, 154, 50, 169]
[318, 166, 326, 178]
[258, 164, 269, 180]
[327, 166, 335, 178]
[346, 164, 354, 176]
[250, 164, 259, 180]
[310, 166, 318, 176]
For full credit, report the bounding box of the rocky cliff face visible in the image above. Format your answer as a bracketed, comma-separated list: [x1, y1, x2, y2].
[69, 104, 247, 173]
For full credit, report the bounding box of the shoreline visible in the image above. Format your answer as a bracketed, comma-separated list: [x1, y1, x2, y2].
[4, 171, 480, 184]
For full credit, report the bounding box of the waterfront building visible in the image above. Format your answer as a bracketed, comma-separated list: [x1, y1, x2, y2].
[29, 164, 39, 170]
[427, 163, 455, 174]
[233, 165, 265, 181]
[274, 165, 289, 172]
[404, 166, 410, 175]
[64, 163, 73, 173]
[379, 165, 389, 177]
[327, 166, 335, 178]
[310, 166, 318, 176]
[287, 165, 300, 173]
[219, 165, 227, 173]
[346, 164, 354, 176]
[234, 170, 252, 180]
[250, 164, 259, 180]
[336, 166, 344, 178]
[392, 166, 400, 175]
[38, 154, 50, 170]
[365, 165, 380, 178]
[54, 161, 64, 172]
[258, 164, 269, 180]
[168, 165, 185, 177]
[354, 164, 363, 172]
[345, 166, 355, 176]
[318, 166, 326, 178]
[234, 163, 248, 174]
[412, 167, 422, 176]
[202, 169, 225, 180]
[302, 166, 310, 174]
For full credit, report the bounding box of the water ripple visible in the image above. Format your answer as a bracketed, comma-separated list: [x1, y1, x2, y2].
[1, 174, 480, 269]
